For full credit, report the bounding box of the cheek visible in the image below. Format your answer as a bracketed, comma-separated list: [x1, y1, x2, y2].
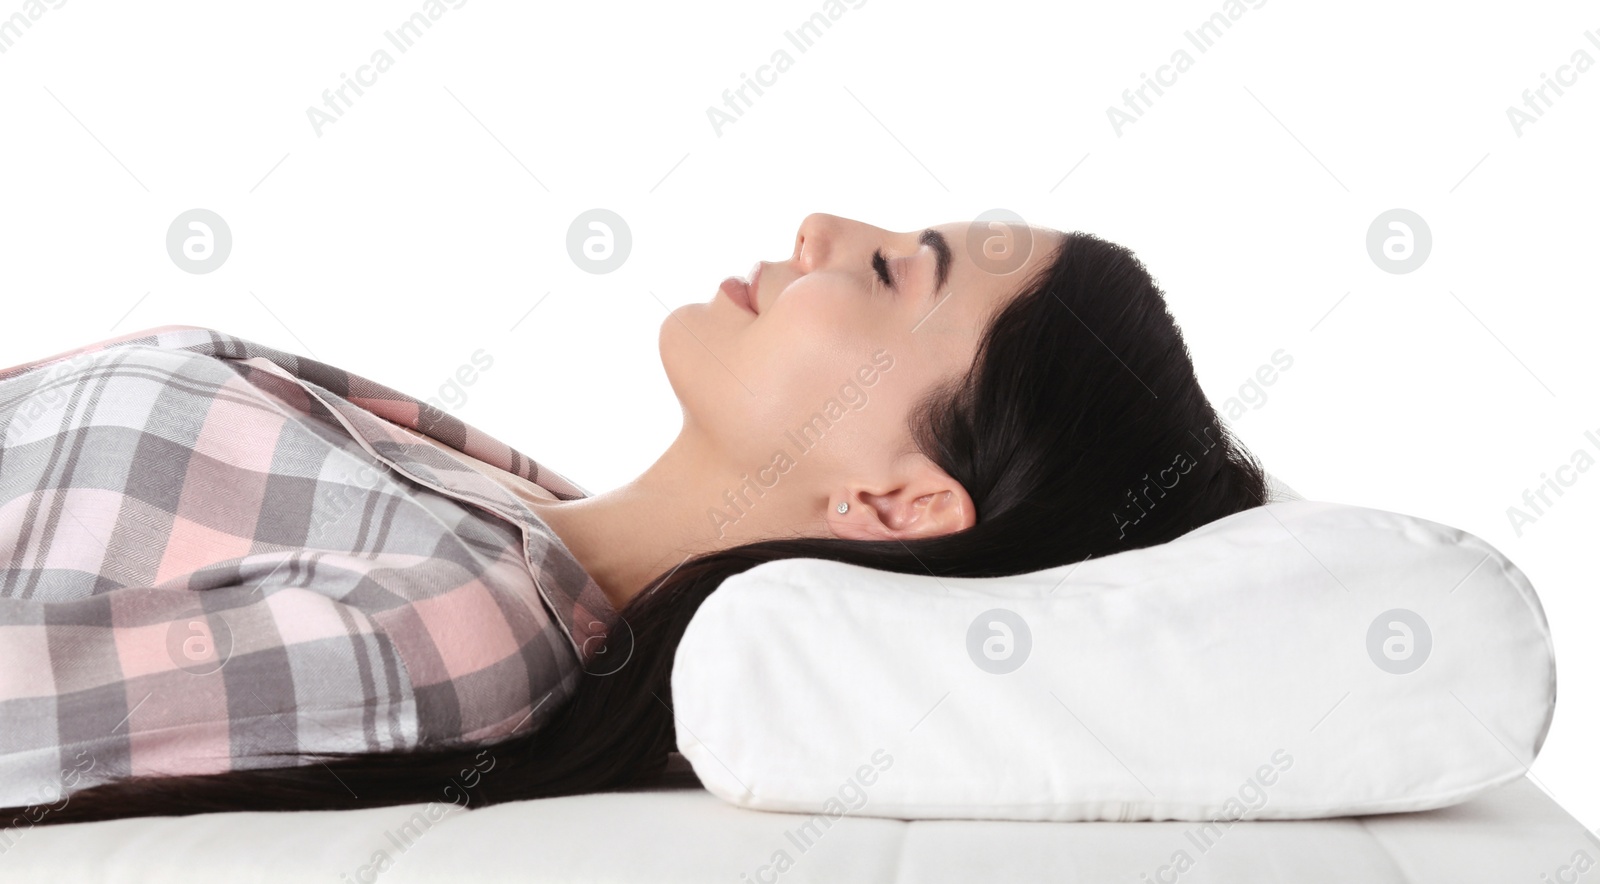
[740, 314, 872, 420]
[782, 347, 923, 443]
[655, 303, 837, 452]
[670, 284, 919, 459]
[741, 288, 878, 383]
[780, 372, 923, 469]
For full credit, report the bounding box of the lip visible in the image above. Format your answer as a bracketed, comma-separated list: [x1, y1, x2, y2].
[719, 276, 757, 315]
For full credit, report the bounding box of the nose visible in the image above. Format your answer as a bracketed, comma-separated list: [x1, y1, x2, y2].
[793, 213, 885, 273]
[793, 212, 836, 272]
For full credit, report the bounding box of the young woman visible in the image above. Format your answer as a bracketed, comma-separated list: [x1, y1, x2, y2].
[0, 213, 1267, 824]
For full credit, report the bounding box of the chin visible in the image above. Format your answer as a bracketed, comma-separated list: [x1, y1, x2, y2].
[657, 304, 700, 403]
[658, 301, 741, 420]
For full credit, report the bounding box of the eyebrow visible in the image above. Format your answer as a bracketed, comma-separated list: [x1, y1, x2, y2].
[921, 228, 952, 294]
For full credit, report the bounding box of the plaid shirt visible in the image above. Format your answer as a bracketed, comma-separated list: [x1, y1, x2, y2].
[0, 325, 619, 808]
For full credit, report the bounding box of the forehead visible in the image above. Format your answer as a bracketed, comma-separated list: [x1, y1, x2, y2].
[909, 223, 1061, 340]
[933, 220, 1061, 295]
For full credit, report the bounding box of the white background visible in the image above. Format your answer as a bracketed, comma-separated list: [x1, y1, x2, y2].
[2, 0, 1596, 831]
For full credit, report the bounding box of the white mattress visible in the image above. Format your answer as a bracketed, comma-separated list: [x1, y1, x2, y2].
[2, 755, 1594, 883]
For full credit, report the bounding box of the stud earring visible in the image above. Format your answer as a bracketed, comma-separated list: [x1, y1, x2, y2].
[836, 501, 849, 514]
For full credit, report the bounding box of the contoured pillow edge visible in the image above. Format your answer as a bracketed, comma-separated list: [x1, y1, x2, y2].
[671, 499, 1556, 821]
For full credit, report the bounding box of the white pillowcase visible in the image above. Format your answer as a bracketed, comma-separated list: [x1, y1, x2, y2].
[1264, 470, 1303, 502]
[670, 496, 1556, 821]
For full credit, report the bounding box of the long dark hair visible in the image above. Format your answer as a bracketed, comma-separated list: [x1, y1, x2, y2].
[5, 231, 1267, 825]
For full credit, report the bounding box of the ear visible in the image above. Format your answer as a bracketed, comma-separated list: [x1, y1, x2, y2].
[827, 456, 976, 542]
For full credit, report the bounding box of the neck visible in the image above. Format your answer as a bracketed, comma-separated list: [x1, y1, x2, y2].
[526, 425, 804, 612]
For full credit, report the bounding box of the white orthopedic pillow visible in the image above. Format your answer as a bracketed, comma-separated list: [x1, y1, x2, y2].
[670, 496, 1556, 822]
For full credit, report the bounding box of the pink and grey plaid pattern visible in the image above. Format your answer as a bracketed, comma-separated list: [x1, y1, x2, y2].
[0, 325, 619, 807]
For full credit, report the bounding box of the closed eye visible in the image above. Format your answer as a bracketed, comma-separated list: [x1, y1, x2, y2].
[871, 249, 896, 290]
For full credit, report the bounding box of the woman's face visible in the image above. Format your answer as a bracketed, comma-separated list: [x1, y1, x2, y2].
[662, 213, 1064, 539]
